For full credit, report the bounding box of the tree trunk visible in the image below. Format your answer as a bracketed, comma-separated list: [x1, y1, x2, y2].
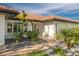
[65, 37, 66, 42]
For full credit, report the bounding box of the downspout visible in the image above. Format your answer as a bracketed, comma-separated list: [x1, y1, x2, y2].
[55, 21, 58, 40]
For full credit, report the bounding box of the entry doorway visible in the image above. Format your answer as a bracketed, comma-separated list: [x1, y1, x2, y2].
[43, 25, 56, 39]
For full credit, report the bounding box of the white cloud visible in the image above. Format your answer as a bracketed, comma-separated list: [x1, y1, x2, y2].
[26, 3, 79, 16]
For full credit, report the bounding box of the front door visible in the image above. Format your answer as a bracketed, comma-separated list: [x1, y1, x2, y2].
[43, 25, 55, 39]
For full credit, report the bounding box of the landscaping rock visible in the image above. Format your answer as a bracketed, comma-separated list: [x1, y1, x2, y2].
[65, 52, 73, 56]
[74, 52, 79, 56]
[70, 48, 76, 52]
[46, 48, 54, 55]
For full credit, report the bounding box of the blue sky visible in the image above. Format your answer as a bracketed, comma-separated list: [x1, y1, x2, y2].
[0, 3, 79, 20]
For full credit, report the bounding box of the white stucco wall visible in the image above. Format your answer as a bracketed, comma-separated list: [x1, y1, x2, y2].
[5, 19, 79, 41]
[35, 20, 79, 40]
[56, 21, 79, 32]
[35, 21, 56, 39]
[0, 15, 5, 45]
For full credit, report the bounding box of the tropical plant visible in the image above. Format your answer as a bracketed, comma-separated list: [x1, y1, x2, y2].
[60, 28, 70, 41]
[26, 30, 39, 42]
[54, 46, 65, 56]
[12, 32, 22, 42]
[57, 28, 71, 48]
[57, 27, 79, 48]
[15, 10, 27, 35]
[70, 28, 79, 45]
[16, 10, 27, 22]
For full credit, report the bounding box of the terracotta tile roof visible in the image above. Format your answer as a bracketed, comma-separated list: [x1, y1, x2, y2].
[1, 5, 78, 23]
[26, 14, 79, 23]
[54, 16, 79, 23]
[0, 5, 19, 14]
[26, 14, 55, 21]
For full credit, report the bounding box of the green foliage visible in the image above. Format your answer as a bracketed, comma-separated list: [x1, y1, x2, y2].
[26, 30, 39, 42]
[54, 47, 65, 56]
[12, 32, 22, 42]
[16, 11, 27, 22]
[16, 11, 27, 36]
[22, 51, 48, 56]
[70, 28, 79, 45]
[57, 27, 79, 48]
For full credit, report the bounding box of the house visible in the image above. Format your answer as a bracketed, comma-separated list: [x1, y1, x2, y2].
[0, 5, 79, 45]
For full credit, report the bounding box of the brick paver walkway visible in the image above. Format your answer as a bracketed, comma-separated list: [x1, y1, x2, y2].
[0, 39, 56, 56]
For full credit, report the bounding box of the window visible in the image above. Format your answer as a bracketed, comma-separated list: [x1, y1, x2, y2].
[13, 22, 22, 33]
[13, 23, 17, 32]
[17, 23, 22, 32]
[7, 22, 12, 33]
[7, 21, 29, 33]
[24, 23, 28, 32]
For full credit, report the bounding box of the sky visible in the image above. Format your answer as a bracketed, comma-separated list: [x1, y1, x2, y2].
[0, 3, 79, 20]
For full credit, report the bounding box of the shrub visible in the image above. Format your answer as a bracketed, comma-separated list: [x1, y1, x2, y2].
[26, 30, 39, 42]
[12, 32, 22, 42]
[54, 47, 65, 56]
[57, 27, 79, 48]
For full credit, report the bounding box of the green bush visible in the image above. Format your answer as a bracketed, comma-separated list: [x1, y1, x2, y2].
[54, 47, 65, 56]
[26, 30, 39, 42]
[12, 32, 22, 42]
[57, 27, 79, 48]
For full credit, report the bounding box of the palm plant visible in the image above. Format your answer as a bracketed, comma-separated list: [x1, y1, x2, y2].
[57, 28, 73, 48]
[60, 28, 70, 42]
[58, 28, 71, 48]
[57, 27, 79, 48]
[70, 28, 79, 45]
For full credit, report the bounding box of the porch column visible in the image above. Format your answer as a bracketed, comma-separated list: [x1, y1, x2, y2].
[0, 15, 5, 45]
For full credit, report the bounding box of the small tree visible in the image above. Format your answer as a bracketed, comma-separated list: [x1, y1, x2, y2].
[57, 27, 79, 48]
[60, 28, 70, 41]
[12, 10, 27, 42]
[16, 10, 27, 35]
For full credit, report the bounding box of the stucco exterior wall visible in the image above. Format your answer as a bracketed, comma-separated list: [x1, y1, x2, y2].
[0, 15, 5, 45]
[56, 21, 79, 32]
[33, 22, 44, 35]
[35, 21, 56, 39]
[5, 19, 79, 41]
[35, 20, 79, 40]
